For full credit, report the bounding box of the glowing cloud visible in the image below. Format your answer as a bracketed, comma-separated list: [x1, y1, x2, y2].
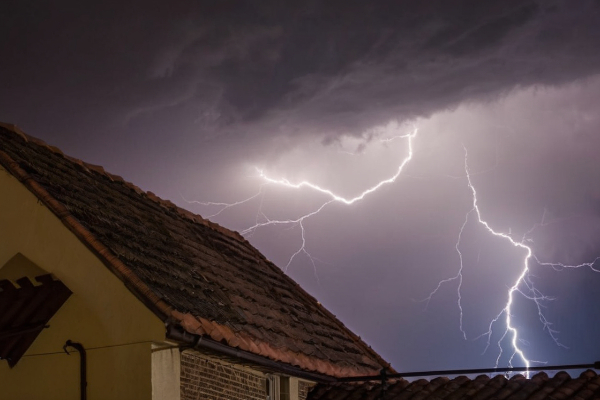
[188, 118, 600, 371]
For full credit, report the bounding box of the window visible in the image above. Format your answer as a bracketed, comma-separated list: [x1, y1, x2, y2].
[266, 375, 291, 400]
[280, 376, 290, 400]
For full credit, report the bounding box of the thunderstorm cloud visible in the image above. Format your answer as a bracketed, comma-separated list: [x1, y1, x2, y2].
[2, 0, 600, 370]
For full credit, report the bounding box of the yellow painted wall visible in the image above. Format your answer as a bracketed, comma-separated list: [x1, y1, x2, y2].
[0, 166, 167, 400]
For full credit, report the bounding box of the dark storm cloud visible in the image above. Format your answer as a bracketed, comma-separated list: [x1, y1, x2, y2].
[3, 0, 600, 273]
[4, 0, 600, 148]
[125, 0, 600, 141]
[3, 0, 600, 372]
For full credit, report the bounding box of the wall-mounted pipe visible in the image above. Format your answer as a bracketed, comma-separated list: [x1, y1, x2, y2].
[338, 362, 600, 383]
[63, 340, 87, 400]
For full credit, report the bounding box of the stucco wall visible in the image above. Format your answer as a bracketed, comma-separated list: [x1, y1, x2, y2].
[152, 345, 181, 400]
[0, 166, 167, 399]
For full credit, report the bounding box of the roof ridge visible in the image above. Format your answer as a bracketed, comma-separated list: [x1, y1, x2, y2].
[309, 369, 600, 399]
[0, 146, 176, 320]
[0, 122, 247, 244]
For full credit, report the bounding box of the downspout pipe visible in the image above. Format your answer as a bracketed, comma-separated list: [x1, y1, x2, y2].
[64, 340, 87, 400]
[166, 324, 336, 383]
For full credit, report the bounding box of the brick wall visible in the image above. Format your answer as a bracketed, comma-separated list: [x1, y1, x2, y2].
[180, 350, 267, 400]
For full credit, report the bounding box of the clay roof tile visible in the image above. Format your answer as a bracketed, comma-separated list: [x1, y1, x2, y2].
[0, 124, 390, 378]
[308, 371, 600, 400]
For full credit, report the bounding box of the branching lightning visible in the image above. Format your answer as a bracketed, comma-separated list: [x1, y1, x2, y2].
[462, 145, 534, 370]
[189, 127, 417, 272]
[255, 129, 416, 206]
[425, 145, 600, 373]
[188, 123, 600, 371]
[421, 210, 470, 341]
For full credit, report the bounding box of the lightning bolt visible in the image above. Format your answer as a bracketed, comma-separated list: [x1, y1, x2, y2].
[188, 123, 600, 371]
[421, 210, 469, 341]
[462, 145, 534, 370]
[255, 129, 416, 206]
[189, 126, 417, 274]
[420, 146, 535, 366]
[467, 144, 600, 371]
[425, 145, 600, 375]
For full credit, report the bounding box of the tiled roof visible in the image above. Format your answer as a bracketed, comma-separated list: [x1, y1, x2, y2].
[308, 370, 600, 400]
[0, 123, 389, 377]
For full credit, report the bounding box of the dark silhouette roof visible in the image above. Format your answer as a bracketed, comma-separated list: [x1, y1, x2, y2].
[0, 123, 390, 377]
[0, 275, 71, 367]
[308, 370, 600, 400]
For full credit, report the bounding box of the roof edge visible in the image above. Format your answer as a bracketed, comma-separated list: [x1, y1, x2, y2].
[172, 311, 381, 378]
[166, 324, 338, 383]
[221, 241, 393, 373]
[0, 146, 176, 324]
[0, 122, 248, 245]
[275, 272, 395, 373]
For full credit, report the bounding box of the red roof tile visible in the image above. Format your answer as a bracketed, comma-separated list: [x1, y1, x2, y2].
[307, 370, 600, 400]
[0, 123, 390, 377]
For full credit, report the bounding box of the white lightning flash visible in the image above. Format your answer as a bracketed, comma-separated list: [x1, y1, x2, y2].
[421, 146, 534, 367]
[466, 144, 600, 370]
[256, 129, 416, 205]
[425, 145, 600, 374]
[462, 145, 534, 370]
[189, 127, 417, 273]
[189, 124, 599, 371]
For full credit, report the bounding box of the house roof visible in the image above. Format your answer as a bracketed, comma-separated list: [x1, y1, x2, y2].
[0, 123, 390, 377]
[308, 369, 600, 400]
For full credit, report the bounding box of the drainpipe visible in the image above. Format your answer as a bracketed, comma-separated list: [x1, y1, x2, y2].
[63, 340, 87, 400]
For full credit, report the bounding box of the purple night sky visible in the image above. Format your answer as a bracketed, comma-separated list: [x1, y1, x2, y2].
[3, 0, 600, 372]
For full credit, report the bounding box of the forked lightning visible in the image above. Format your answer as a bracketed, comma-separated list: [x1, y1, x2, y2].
[189, 125, 599, 371]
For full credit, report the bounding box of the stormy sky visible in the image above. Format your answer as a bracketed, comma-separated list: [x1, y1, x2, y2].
[3, 0, 600, 372]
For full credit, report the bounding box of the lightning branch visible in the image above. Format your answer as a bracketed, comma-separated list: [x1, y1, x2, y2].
[187, 125, 599, 371]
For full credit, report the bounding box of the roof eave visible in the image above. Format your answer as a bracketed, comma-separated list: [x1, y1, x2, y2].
[0, 123, 390, 379]
[166, 323, 337, 383]
[0, 148, 176, 324]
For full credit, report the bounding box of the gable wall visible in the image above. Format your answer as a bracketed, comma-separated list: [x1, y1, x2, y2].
[0, 166, 166, 399]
